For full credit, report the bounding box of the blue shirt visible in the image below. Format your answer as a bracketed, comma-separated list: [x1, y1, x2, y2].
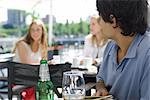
[96, 33, 150, 100]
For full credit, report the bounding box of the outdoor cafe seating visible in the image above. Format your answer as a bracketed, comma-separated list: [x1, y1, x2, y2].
[0, 61, 71, 99]
[0, 60, 97, 99]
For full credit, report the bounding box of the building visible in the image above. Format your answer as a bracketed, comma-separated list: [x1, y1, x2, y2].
[7, 9, 26, 26]
[42, 14, 56, 24]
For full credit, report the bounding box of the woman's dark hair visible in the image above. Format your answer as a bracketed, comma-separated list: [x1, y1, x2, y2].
[96, 0, 148, 36]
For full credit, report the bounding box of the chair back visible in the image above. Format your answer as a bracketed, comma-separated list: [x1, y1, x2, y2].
[49, 62, 71, 98]
[8, 62, 39, 86]
[7, 61, 39, 100]
[49, 62, 71, 87]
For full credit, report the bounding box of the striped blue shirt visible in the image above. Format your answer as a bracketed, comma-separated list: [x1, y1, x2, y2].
[96, 33, 150, 100]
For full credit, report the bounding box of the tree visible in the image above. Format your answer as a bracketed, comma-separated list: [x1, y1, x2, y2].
[25, 10, 40, 21]
[2, 24, 15, 29]
[52, 19, 89, 37]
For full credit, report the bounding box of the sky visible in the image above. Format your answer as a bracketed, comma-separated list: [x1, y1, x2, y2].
[0, 0, 97, 23]
[52, 0, 97, 23]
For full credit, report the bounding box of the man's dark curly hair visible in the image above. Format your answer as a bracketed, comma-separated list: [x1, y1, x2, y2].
[96, 0, 148, 36]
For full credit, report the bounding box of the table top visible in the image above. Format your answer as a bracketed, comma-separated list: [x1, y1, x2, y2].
[0, 53, 15, 62]
[0, 58, 10, 62]
[0, 53, 15, 59]
[57, 95, 114, 100]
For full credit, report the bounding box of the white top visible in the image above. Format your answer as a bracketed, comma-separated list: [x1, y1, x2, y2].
[83, 34, 108, 63]
[13, 41, 42, 65]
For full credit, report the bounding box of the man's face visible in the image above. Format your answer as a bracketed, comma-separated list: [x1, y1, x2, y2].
[98, 16, 115, 39]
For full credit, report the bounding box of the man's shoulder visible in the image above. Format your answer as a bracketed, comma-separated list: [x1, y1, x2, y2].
[139, 34, 150, 50]
[105, 40, 115, 50]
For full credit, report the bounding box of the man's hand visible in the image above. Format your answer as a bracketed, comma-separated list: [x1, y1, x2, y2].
[95, 87, 109, 96]
[94, 80, 109, 96]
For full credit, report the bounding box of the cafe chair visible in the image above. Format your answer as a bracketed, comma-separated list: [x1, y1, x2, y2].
[0, 61, 71, 100]
[0, 61, 39, 100]
[0, 61, 9, 99]
[49, 62, 71, 98]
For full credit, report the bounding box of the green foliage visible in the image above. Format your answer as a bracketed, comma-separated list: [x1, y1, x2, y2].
[20, 26, 28, 36]
[0, 32, 8, 37]
[0, 25, 28, 37]
[25, 11, 40, 20]
[0, 28, 19, 36]
[53, 20, 89, 37]
[2, 24, 16, 29]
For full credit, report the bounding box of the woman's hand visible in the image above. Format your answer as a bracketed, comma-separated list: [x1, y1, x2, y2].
[80, 60, 83, 65]
[80, 59, 97, 65]
[92, 59, 98, 65]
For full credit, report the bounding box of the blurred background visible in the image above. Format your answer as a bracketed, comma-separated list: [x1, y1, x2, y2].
[0, 0, 97, 54]
[0, 0, 150, 99]
[0, 0, 150, 55]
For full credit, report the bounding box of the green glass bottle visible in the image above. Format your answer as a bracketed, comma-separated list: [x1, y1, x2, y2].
[36, 60, 54, 100]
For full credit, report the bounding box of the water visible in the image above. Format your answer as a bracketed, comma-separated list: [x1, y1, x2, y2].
[62, 71, 85, 100]
[63, 94, 84, 100]
[62, 87, 85, 100]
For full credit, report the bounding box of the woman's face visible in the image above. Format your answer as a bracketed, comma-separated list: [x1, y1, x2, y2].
[30, 23, 43, 42]
[90, 18, 101, 35]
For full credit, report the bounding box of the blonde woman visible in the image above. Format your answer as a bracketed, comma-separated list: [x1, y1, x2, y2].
[83, 15, 109, 65]
[13, 19, 48, 65]
[13, 19, 48, 100]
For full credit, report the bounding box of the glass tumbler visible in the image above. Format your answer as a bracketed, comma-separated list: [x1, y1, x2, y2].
[62, 71, 85, 100]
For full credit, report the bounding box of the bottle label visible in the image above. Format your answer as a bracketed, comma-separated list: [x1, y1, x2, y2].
[39, 63, 50, 81]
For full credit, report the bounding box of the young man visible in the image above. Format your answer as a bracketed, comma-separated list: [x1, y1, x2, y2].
[95, 0, 150, 99]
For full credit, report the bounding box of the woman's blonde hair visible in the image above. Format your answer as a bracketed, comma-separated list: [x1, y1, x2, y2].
[90, 15, 108, 47]
[13, 19, 48, 60]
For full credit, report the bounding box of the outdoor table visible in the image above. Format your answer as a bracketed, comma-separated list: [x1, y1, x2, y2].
[0, 53, 15, 62]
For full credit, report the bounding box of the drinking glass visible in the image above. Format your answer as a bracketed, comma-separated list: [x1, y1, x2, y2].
[82, 57, 93, 68]
[62, 71, 85, 100]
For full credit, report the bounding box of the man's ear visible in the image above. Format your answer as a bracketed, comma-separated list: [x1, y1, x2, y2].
[110, 14, 117, 28]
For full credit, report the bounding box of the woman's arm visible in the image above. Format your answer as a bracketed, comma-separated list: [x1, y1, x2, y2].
[16, 41, 30, 64]
[83, 36, 92, 57]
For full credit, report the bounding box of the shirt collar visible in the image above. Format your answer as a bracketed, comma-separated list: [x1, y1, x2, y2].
[109, 33, 144, 59]
[125, 34, 144, 58]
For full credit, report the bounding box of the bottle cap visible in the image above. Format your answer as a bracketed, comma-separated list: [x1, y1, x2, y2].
[40, 60, 47, 64]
